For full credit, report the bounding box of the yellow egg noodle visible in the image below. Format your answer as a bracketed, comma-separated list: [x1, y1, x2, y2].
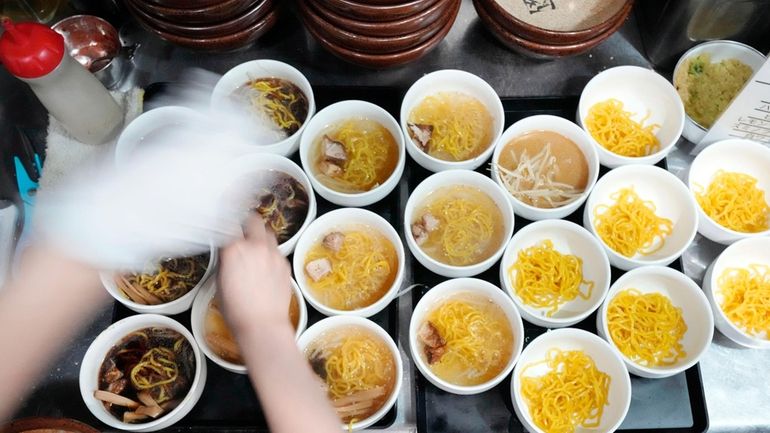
[521, 349, 611, 433]
[423, 194, 496, 266]
[607, 289, 688, 367]
[695, 170, 770, 233]
[585, 98, 661, 157]
[428, 299, 511, 386]
[409, 92, 494, 161]
[509, 239, 594, 316]
[594, 187, 673, 257]
[718, 264, 770, 339]
[305, 229, 398, 310]
[324, 119, 397, 191]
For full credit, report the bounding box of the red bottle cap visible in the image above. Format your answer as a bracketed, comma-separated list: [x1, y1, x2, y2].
[0, 18, 65, 79]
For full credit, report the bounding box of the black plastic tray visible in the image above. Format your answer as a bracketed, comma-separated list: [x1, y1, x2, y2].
[111, 84, 708, 433]
[410, 97, 709, 433]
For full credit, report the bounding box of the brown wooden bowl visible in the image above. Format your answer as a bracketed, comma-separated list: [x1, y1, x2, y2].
[307, 0, 450, 37]
[128, 0, 272, 38]
[127, 1, 279, 50]
[130, 0, 257, 25]
[473, 0, 629, 57]
[300, 0, 449, 54]
[141, 0, 223, 9]
[319, 0, 441, 22]
[1, 417, 99, 433]
[304, 0, 459, 67]
[479, 0, 633, 45]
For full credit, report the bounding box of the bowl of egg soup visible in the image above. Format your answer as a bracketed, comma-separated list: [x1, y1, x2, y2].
[300, 100, 405, 207]
[400, 69, 504, 172]
[404, 169, 514, 278]
[410, 278, 524, 394]
[293, 208, 405, 317]
[491, 115, 599, 220]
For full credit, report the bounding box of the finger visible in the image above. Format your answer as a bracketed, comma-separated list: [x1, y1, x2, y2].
[243, 215, 268, 242]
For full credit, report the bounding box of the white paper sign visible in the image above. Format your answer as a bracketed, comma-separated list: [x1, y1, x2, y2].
[694, 56, 770, 153]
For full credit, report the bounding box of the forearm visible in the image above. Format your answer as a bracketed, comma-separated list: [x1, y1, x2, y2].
[0, 249, 108, 421]
[238, 324, 340, 433]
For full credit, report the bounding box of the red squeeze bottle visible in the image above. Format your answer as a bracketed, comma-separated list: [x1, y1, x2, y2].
[0, 18, 123, 144]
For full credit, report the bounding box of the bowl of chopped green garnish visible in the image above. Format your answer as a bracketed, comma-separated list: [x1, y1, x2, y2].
[673, 40, 765, 143]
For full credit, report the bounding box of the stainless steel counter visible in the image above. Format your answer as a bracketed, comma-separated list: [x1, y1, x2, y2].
[3, 1, 769, 431]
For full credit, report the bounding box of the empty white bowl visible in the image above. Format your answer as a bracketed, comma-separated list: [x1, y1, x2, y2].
[400, 69, 504, 172]
[292, 207, 405, 317]
[298, 100, 405, 207]
[577, 66, 685, 168]
[190, 277, 307, 374]
[511, 328, 631, 433]
[490, 115, 600, 221]
[500, 219, 611, 328]
[101, 245, 217, 315]
[673, 40, 765, 143]
[227, 153, 317, 255]
[597, 266, 714, 378]
[409, 278, 525, 395]
[703, 237, 770, 349]
[404, 169, 515, 278]
[687, 138, 770, 245]
[584, 165, 698, 271]
[80, 314, 207, 432]
[114, 106, 208, 166]
[297, 315, 403, 431]
[211, 59, 315, 157]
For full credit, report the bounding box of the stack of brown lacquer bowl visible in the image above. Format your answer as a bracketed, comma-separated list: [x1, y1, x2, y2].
[473, 0, 634, 57]
[297, 0, 462, 68]
[123, 0, 280, 50]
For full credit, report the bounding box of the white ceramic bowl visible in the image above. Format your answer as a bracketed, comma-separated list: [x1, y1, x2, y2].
[409, 278, 525, 395]
[584, 165, 698, 271]
[190, 277, 307, 374]
[298, 100, 405, 207]
[114, 106, 207, 166]
[597, 266, 714, 378]
[292, 208, 405, 317]
[687, 138, 770, 245]
[703, 237, 770, 349]
[400, 69, 505, 172]
[297, 315, 403, 431]
[500, 220, 611, 328]
[228, 153, 317, 255]
[490, 115, 600, 220]
[577, 65, 685, 168]
[101, 245, 217, 315]
[79, 314, 207, 432]
[673, 40, 765, 143]
[511, 328, 631, 433]
[211, 59, 315, 157]
[404, 169, 515, 278]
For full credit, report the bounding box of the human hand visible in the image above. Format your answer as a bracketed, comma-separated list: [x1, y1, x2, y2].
[218, 216, 293, 336]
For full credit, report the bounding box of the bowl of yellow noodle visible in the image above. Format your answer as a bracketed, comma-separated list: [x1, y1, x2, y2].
[211, 60, 315, 157]
[577, 66, 684, 168]
[511, 328, 631, 433]
[293, 207, 405, 317]
[299, 100, 405, 207]
[298, 315, 403, 431]
[190, 277, 307, 374]
[704, 237, 770, 349]
[584, 164, 698, 271]
[688, 138, 770, 245]
[598, 266, 714, 378]
[80, 314, 207, 432]
[101, 245, 217, 315]
[501, 219, 611, 328]
[404, 169, 514, 278]
[409, 278, 524, 394]
[491, 115, 600, 221]
[400, 69, 504, 173]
